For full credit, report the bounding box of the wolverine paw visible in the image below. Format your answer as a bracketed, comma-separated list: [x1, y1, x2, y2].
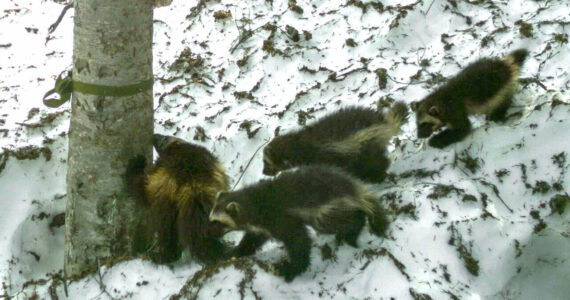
[275, 261, 302, 282]
[488, 110, 509, 123]
[225, 247, 244, 258]
[429, 128, 470, 149]
[428, 136, 450, 149]
[227, 245, 255, 258]
[336, 233, 359, 248]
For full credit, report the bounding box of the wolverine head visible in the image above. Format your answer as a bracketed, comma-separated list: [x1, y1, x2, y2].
[151, 134, 230, 192]
[411, 100, 445, 138]
[262, 141, 294, 176]
[209, 192, 243, 236]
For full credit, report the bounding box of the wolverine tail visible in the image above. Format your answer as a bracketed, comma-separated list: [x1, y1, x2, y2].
[507, 48, 529, 67]
[383, 101, 409, 134]
[358, 101, 409, 142]
[361, 190, 391, 237]
[125, 154, 150, 207]
[324, 101, 409, 154]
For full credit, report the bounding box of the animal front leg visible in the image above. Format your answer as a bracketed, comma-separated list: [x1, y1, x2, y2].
[191, 237, 229, 264]
[231, 231, 269, 257]
[429, 116, 471, 148]
[273, 224, 312, 282]
[429, 128, 470, 148]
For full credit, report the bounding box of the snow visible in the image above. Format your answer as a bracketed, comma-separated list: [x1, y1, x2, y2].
[1, 0, 569, 299]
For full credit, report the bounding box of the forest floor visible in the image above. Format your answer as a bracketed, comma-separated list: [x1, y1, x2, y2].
[0, 0, 569, 299]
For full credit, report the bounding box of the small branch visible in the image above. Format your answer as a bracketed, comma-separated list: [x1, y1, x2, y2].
[476, 178, 514, 213]
[232, 140, 269, 191]
[49, 1, 74, 34]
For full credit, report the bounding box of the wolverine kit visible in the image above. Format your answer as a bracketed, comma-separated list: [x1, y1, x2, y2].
[126, 49, 529, 282]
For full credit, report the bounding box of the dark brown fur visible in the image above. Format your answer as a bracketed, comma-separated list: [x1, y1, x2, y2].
[209, 165, 390, 282]
[263, 102, 408, 182]
[411, 49, 528, 148]
[126, 134, 230, 264]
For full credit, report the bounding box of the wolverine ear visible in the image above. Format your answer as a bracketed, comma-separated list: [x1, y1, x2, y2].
[410, 102, 419, 112]
[226, 202, 241, 217]
[428, 106, 440, 116]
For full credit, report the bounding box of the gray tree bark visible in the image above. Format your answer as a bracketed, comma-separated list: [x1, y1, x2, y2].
[65, 0, 154, 277]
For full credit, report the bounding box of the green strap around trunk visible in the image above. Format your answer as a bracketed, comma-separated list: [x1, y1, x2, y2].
[43, 71, 153, 108]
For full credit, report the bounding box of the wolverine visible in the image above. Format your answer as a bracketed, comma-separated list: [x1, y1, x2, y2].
[411, 48, 529, 148]
[209, 165, 391, 282]
[262, 102, 408, 183]
[126, 134, 230, 264]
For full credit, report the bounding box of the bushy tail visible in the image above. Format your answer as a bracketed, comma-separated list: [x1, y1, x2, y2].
[362, 192, 391, 237]
[384, 101, 409, 132]
[357, 101, 409, 143]
[507, 48, 529, 67]
[324, 101, 409, 154]
[357, 184, 391, 237]
[125, 154, 150, 207]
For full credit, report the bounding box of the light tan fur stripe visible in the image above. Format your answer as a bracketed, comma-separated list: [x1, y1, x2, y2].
[145, 168, 179, 206]
[208, 210, 238, 232]
[213, 162, 231, 190]
[287, 181, 377, 231]
[322, 123, 397, 154]
[323, 103, 408, 154]
[465, 55, 520, 115]
[145, 164, 229, 211]
[287, 196, 362, 231]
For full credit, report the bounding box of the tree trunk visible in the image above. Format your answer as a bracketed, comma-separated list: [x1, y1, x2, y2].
[65, 0, 154, 278]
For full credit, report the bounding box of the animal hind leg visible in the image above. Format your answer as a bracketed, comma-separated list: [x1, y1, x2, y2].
[368, 202, 390, 237]
[353, 144, 390, 183]
[335, 210, 366, 247]
[489, 95, 512, 122]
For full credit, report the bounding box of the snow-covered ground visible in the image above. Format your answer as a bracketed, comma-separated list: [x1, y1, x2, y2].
[1, 0, 568, 299]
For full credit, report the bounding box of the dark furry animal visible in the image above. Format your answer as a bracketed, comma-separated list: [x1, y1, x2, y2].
[209, 165, 390, 282]
[411, 49, 528, 148]
[126, 134, 230, 264]
[262, 102, 408, 182]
